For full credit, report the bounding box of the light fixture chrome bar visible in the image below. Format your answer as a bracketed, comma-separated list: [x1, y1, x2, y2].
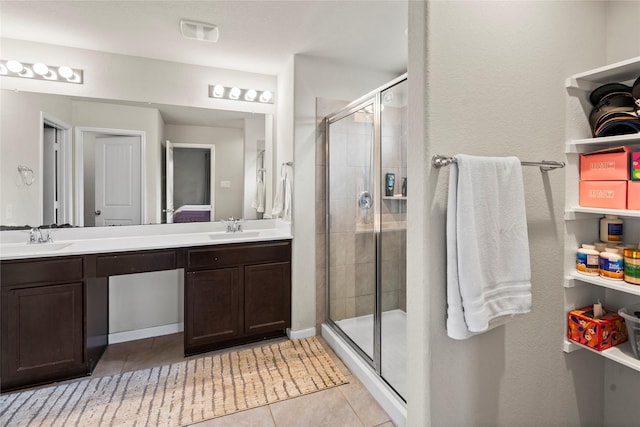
[431, 154, 565, 172]
[208, 85, 274, 104]
[0, 59, 83, 84]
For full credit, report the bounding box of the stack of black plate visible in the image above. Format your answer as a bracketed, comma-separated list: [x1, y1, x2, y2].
[589, 76, 640, 137]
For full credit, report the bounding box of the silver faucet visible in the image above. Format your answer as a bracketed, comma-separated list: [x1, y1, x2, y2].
[225, 218, 243, 233]
[28, 227, 53, 244]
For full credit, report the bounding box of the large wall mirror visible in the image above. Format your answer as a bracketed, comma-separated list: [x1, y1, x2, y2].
[0, 89, 273, 228]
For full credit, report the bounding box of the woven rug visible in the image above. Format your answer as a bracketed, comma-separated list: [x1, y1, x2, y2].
[0, 337, 348, 426]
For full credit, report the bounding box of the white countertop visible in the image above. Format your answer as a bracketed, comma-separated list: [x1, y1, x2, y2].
[0, 220, 292, 260]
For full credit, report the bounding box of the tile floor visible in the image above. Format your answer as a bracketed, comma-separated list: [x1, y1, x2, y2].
[89, 333, 396, 427]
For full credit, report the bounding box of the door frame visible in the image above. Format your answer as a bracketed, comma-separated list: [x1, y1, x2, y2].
[74, 127, 146, 227]
[165, 141, 216, 223]
[39, 112, 72, 226]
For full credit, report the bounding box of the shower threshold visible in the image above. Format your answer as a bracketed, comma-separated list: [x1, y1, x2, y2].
[335, 309, 407, 398]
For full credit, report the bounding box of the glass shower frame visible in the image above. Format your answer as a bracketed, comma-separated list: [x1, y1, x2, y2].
[324, 74, 407, 400]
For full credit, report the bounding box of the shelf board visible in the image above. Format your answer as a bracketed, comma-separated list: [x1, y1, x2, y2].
[382, 196, 406, 201]
[565, 207, 640, 219]
[563, 339, 640, 372]
[566, 133, 640, 153]
[566, 56, 640, 89]
[567, 271, 640, 296]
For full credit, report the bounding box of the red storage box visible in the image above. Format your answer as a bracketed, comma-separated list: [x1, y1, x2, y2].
[568, 306, 628, 351]
[580, 146, 633, 181]
[579, 180, 627, 209]
[629, 181, 640, 210]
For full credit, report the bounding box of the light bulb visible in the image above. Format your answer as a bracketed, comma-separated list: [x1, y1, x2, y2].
[259, 91, 273, 103]
[245, 89, 257, 101]
[58, 66, 74, 79]
[33, 63, 49, 76]
[229, 87, 241, 100]
[6, 60, 24, 73]
[212, 85, 225, 97]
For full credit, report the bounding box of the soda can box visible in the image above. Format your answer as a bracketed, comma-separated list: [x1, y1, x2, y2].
[632, 152, 640, 181]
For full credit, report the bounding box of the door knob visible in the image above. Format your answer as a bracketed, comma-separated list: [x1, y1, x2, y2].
[94, 210, 102, 216]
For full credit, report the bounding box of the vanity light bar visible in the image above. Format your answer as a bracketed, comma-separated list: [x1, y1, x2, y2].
[0, 59, 83, 84]
[208, 85, 274, 104]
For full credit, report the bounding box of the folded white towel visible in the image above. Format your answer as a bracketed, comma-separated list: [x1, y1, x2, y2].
[446, 154, 532, 340]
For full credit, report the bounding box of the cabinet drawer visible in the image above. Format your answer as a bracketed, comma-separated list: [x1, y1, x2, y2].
[187, 240, 291, 270]
[1, 257, 83, 287]
[95, 250, 177, 277]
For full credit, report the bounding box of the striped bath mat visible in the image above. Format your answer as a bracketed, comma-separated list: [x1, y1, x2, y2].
[0, 337, 348, 426]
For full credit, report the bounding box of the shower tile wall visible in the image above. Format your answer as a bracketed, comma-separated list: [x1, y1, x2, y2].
[316, 99, 407, 331]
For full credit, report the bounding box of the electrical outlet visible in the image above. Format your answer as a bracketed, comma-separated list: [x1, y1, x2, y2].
[220, 180, 231, 188]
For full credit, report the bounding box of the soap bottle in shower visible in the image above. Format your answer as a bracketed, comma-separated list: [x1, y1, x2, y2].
[385, 173, 395, 196]
[402, 177, 407, 197]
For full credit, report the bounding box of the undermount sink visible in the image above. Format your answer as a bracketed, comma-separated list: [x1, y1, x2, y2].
[209, 231, 261, 240]
[1, 242, 73, 255]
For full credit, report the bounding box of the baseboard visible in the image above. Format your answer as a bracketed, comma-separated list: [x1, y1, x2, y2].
[286, 326, 316, 340]
[321, 323, 407, 427]
[109, 323, 184, 344]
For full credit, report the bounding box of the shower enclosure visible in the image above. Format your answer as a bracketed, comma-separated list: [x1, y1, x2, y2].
[324, 75, 407, 401]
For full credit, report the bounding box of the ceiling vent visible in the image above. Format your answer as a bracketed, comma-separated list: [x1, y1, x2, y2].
[180, 19, 219, 43]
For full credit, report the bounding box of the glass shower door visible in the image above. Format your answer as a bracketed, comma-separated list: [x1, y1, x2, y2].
[327, 101, 377, 361]
[379, 80, 408, 399]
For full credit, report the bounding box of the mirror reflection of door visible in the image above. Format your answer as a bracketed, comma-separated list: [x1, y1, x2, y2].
[93, 136, 142, 226]
[41, 114, 72, 226]
[164, 140, 215, 224]
[77, 129, 145, 227]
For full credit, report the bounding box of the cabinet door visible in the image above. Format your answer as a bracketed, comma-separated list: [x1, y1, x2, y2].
[185, 268, 241, 351]
[244, 262, 291, 335]
[2, 282, 85, 389]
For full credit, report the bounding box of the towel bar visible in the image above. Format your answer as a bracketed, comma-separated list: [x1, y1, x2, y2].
[431, 155, 565, 172]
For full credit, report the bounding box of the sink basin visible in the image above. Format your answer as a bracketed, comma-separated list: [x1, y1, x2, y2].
[1, 242, 73, 255]
[209, 231, 261, 240]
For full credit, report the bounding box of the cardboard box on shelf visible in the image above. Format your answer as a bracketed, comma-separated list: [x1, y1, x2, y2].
[579, 180, 627, 209]
[580, 146, 633, 181]
[568, 306, 628, 351]
[629, 181, 640, 210]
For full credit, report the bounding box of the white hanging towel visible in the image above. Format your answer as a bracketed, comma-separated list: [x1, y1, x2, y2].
[271, 175, 284, 217]
[252, 172, 265, 213]
[446, 154, 532, 340]
[282, 171, 292, 221]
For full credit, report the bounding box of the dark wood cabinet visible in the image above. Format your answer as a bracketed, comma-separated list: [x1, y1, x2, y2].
[1, 257, 88, 391]
[0, 238, 292, 389]
[184, 240, 291, 355]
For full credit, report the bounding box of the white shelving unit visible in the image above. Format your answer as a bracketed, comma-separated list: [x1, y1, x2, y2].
[563, 56, 640, 373]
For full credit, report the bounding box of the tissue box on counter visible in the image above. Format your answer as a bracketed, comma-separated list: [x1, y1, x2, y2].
[629, 181, 640, 210]
[568, 306, 628, 351]
[579, 180, 627, 209]
[580, 146, 633, 181]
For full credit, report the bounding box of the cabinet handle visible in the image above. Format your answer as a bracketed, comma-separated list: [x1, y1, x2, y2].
[213, 257, 219, 261]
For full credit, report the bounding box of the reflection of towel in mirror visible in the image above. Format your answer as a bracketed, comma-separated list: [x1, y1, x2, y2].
[252, 173, 265, 213]
[446, 154, 532, 340]
[272, 168, 292, 221]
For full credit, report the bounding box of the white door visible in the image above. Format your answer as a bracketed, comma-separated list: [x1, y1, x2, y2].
[94, 136, 142, 226]
[165, 140, 175, 223]
[42, 127, 57, 225]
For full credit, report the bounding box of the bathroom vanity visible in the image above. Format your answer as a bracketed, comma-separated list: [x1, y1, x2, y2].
[0, 222, 292, 391]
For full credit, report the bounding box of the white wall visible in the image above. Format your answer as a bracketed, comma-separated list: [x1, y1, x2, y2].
[164, 124, 244, 221]
[0, 90, 72, 226]
[292, 54, 400, 333]
[406, 1, 630, 426]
